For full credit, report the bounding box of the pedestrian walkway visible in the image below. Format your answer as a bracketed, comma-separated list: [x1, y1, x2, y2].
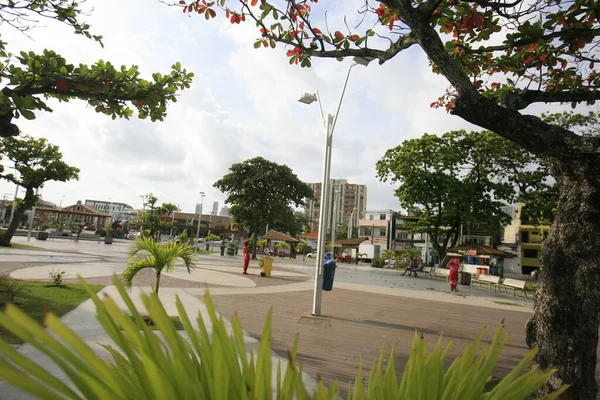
[0, 236, 567, 398]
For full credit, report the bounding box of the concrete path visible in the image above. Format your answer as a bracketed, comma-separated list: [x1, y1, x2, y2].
[0, 236, 536, 398]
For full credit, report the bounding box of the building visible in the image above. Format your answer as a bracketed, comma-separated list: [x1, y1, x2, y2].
[211, 201, 219, 216]
[195, 203, 202, 215]
[356, 209, 397, 259]
[304, 179, 367, 232]
[220, 205, 229, 217]
[84, 199, 134, 222]
[503, 203, 550, 275]
[44, 200, 110, 229]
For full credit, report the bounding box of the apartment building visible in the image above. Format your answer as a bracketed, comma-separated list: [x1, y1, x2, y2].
[502, 203, 550, 274]
[304, 179, 367, 232]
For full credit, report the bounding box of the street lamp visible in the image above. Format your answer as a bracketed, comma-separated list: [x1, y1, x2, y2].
[299, 56, 372, 316]
[195, 192, 205, 242]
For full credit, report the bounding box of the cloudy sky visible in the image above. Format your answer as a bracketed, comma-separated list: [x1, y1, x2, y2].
[0, 0, 578, 214]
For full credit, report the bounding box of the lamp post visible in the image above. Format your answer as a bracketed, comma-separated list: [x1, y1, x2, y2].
[298, 56, 372, 316]
[195, 192, 205, 242]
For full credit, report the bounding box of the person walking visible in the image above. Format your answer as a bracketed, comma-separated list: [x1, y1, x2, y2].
[448, 258, 460, 292]
[242, 240, 251, 275]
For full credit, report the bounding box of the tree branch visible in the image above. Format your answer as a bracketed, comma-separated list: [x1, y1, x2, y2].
[501, 89, 600, 110]
[462, 27, 600, 54]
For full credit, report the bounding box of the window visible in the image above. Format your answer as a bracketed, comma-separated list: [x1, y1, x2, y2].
[380, 229, 386, 236]
[380, 214, 386, 220]
[396, 232, 408, 239]
[364, 228, 372, 236]
[521, 231, 530, 243]
[523, 249, 538, 258]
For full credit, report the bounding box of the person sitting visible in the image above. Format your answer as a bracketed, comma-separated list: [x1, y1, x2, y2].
[402, 258, 423, 276]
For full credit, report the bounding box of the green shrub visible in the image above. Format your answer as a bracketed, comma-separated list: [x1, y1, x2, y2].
[48, 269, 66, 286]
[0, 276, 567, 399]
[0, 273, 30, 303]
[371, 257, 385, 268]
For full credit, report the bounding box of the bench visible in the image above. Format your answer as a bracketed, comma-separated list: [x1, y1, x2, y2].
[473, 274, 500, 291]
[402, 265, 433, 278]
[497, 278, 528, 298]
[432, 268, 450, 280]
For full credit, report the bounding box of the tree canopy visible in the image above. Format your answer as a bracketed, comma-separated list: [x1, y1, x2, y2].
[376, 129, 549, 261]
[0, 134, 79, 245]
[137, 194, 180, 240]
[0, 0, 194, 137]
[214, 156, 313, 256]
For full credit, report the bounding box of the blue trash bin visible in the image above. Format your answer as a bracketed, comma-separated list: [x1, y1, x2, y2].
[322, 259, 337, 291]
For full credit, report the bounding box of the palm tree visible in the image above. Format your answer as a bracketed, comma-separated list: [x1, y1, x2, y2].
[123, 236, 196, 295]
[297, 242, 312, 261]
[275, 241, 290, 257]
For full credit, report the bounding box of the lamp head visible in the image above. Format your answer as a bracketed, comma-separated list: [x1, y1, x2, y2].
[298, 93, 318, 105]
[353, 56, 374, 66]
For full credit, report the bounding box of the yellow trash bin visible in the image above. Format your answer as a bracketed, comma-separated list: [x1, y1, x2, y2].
[259, 257, 273, 277]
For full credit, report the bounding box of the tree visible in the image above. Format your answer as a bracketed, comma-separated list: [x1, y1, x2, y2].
[0, 135, 79, 246]
[297, 241, 312, 261]
[137, 194, 180, 240]
[376, 130, 547, 263]
[122, 236, 196, 295]
[213, 157, 313, 259]
[0, 1, 194, 137]
[175, 1, 600, 396]
[205, 233, 221, 250]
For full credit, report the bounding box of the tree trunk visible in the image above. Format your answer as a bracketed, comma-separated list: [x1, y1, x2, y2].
[251, 231, 258, 260]
[155, 271, 162, 295]
[0, 187, 35, 247]
[526, 157, 600, 399]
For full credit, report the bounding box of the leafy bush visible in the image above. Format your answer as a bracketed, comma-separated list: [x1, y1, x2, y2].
[178, 231, 189, 243]
[48, 269, 66, 286]
[371, 257, 385, 268]
[0, 276, 567, 399]
[0, 273, 29, 303]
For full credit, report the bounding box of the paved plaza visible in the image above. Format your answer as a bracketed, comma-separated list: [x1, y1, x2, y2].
[0, 236, 582, 398]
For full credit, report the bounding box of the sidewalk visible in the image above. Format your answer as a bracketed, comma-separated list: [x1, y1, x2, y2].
[2, 237, 589, 398]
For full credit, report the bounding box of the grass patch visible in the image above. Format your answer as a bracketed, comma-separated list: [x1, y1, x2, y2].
[492, 300, 522, 307]
[125, 315, 184, 330]
[0, 281, 104, 344]
[4, 243, 42, 250]
[196, 250, 219, 255]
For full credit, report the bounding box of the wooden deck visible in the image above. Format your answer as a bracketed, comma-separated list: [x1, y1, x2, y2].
[206, 288, 552, 394]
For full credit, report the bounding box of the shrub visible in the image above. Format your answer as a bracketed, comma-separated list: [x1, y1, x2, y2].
[0, 276, 568, 399]
[371, 257, 385, 268]
[48, 269, 66, 286]
[0, 273, 30, 303]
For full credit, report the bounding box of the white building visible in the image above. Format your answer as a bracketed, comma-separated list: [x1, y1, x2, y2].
[220, 205, 229, 217]
[84, 199, 134, 222]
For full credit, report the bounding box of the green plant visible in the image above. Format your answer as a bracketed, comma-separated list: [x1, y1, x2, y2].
[371, 257, 385, 268]
[228, 241, 238, 248]
[381, 250, 398, 264]
[0, 280, 104, 344]
[0, 274, 30, 303]
[105, 226, 115, 238]
[178, 231, 189, 243]
[48, 269, 66, 286]
[0, 275, 567, 399]
[123, 236, 196, 295]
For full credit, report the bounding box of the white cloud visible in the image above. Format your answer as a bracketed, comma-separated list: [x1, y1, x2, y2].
[0, 0, 580, 216]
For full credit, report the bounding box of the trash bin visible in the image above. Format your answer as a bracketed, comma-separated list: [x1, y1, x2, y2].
[36, 231, 49, 241]
[260, 257, 273, 277]
[322, 259, 337, 291]
[459, 271, 472, 286]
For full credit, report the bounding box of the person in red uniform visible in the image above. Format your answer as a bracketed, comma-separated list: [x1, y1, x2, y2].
[242, 240, 251, 275]
[448, 258, 460, 292]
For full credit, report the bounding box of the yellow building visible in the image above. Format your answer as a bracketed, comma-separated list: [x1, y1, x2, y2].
[519, 225, 550, 272]
[503, 204, 551, 274]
